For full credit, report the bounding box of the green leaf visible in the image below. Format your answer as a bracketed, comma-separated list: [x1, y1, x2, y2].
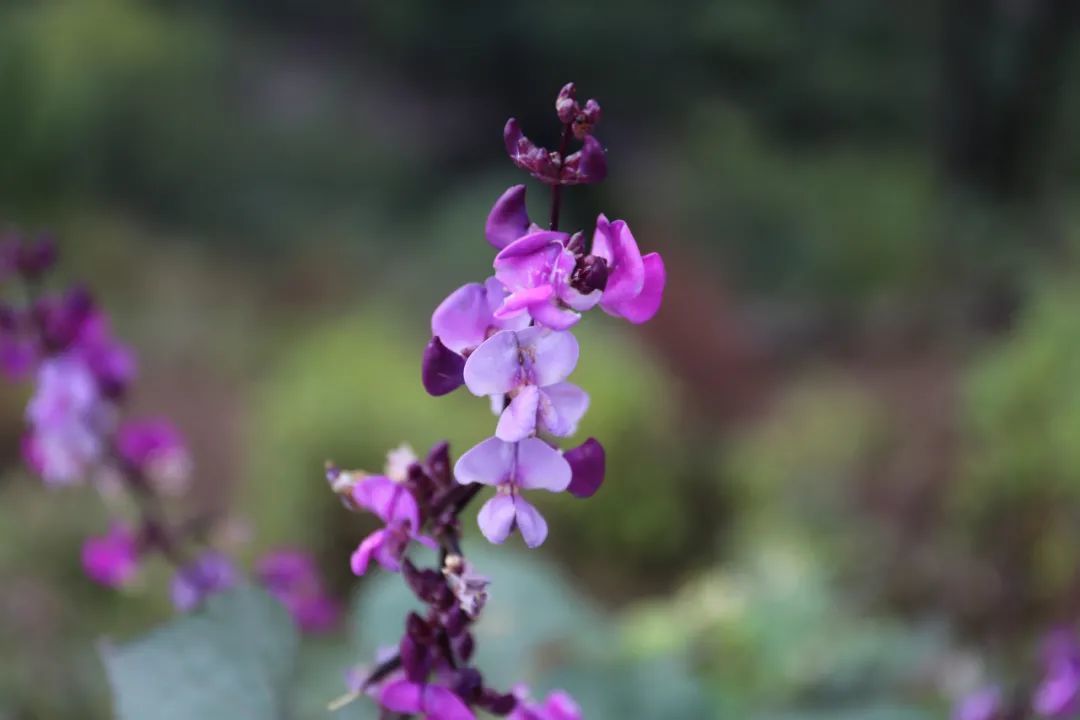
[101, 585, 299, 720]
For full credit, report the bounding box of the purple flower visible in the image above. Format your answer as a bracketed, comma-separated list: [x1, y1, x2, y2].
[509, 686, 582, 720]
[117, 419, 191, 495]
[350, 475, 436, 576]
[485, 185, 535, 250]
[591, 215, 666, 324]
[954, 687, 1003, 720]
[75, 311, 137, 397]
[257, 549, 342, 634]
[463, 327, 586, 442]
[170, 551, 238, 612]
[24, 354, 106, 486]
[1034, 630, 1080, 718]
[564, 437, 606, 498]
[493, 232, 600, 330]
[82, 524, 140, 587]
[0, 334, 36, 380]
[504, 119, 606, 186]
[454, 437, 571, 548]
[379, 678, 476, 720]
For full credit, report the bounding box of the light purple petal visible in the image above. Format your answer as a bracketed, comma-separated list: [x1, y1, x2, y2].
[528, 301, 581, 330]
[379, 679, 424, 714]
[455, 437, 514, 486]
[495, 285, 554, 318]
[604, 252, 666, 324]
[432, 283, 492, 355]
[516, 327, 579, 387]
[592, 215, 644, 306]
[496, 385, 541, 442]
[515, 437, 571, 492]
[353, 477, 420, 528]
[425, 685, 477, 720]
[477, 494, 516, 544]
[512, 496, 548, 548]
[538, 382, 589, 437]
[485, 277, 531, 333]
[350, 530, 386, 576]
[485, 185, 531, 249]
[564, 438, 606, 499]
[463, 331, 523, 397]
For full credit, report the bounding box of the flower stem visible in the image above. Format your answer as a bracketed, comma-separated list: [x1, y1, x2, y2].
[548, 123, 574, 231]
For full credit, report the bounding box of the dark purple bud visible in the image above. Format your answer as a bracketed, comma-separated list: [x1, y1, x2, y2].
[485, 185, 531, 249]
[565, 231, 586, 255]
[555, 82, 578, 124]
[433, 583, 456, 612]
[571, 255, 608, 295]
[561, 135, 607, 185]
[573, 98, 602, 140]
[16, 235, 56, 279]
[425, 441, 452, 488]
[565, 438, 606, 498]
[478, 689, 518, 716]
[453, 668, 484, 701]
[399, 634, 432, 684]
[402, 559, 444, 604]
[443, 607, 469, 637]
[504, 119, 561, 185]
[422, 337, 465, 396]
[405, 611, 432, 641]
[452, 631, 474, 663]
[89, 342, 137, 398]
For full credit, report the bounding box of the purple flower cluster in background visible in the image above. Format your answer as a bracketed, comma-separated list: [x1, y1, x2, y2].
[954, 627, 1080, 720]
[0, 229, 338, 633]
[338, 83, 664, 718]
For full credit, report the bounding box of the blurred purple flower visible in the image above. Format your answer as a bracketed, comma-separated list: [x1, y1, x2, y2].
[82, 524, 140, 588]
[591, 215, 666, 324]
[170, 551, 238, 612]
[350, 476, 436, 575]
[504, 119, 606, 186]
[379, 678, 476, 720]
[1035, 629, 1080, 718]
[118, 419, 191, 494]
[23, 354, 106, 486]
[454, 437, 571, 548]
[509, 686, 582, 720]
[463, 327, 586, 442]
[256, 549, 342, 634]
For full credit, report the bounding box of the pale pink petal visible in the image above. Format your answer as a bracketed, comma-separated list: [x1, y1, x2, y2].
[454, 437, 514, 486]
[538, 382, 589, 437]
[514, 437, 572, 492]
[605, 252, 665, 324]
[485, 277, 531, 332]
[432, 283, 491, 355]
[496, 285, 554, 317]
[463, 331, 523, 397]
[477, 494, 516, 544]
[516, 327, 579, 387]
[512, 496, 548, 548]
[496, 385, 541, 442]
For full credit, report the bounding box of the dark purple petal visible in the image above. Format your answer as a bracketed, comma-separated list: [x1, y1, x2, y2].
[422, 337, 466, 396]
[504, 118, 561, 184]
[564, 438, 606, 498]
[485, 185, 531, 249]
[400, 634, 432, 684]
[561, 134, 607, 185]
[555, 82, 578, 124]
[15, 235, 57, 279]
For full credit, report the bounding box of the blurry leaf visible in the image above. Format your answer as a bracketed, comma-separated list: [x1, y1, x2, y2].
[101, 585, 299, 720]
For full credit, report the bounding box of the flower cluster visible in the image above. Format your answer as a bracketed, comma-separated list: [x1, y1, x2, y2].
[0, 230, 338, 633]
[954, 627, 1080, 720]
[339, 83, 664, 718]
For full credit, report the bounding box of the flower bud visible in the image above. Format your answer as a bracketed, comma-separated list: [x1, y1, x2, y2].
[555, 82, 578, 124]
[570, 255, 608, 295]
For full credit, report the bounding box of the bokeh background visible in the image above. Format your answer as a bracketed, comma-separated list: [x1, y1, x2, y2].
[3, 0, 1080, 718]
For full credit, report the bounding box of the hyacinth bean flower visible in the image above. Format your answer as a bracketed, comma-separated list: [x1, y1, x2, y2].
[591, 214, 666, 324]
[504, 118, 606, 186]
[509, 686, 582, 720]
[454, 437, 571, 548]
[379, 679, 476, 720]
[492, 231, 600, 330]
[170, 551, 238, 612]
[350, 475, 436, 576]
[1034, 630, 1080, 718]
[424, 277, 531, 396]
[257, 549, 342, 634]
[82, 524, 140, 588]
[463, 327, 586, 442]
[23, 354, 106, 486]
[117, 419, 191, 495]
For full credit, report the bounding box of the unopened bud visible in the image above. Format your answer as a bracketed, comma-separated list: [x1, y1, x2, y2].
[555, 82, 578, 124]
[571, 255, 608, 295]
